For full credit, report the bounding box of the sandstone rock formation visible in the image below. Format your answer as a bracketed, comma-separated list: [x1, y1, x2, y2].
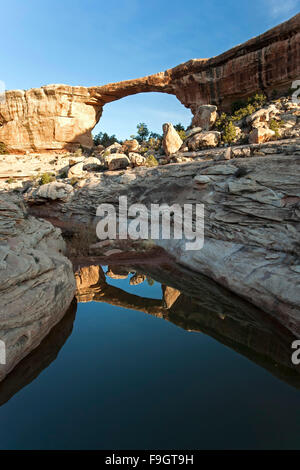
[24, 150, 300, 335]
[249, 126, 276, 144]
[0, 193, 75, 381]
[162, 122, 183, 156]
[186, 131, 221, 150]
[105, 153, 130, 170]
[0, 14, 299, 152]
[192, 105, 218, 130]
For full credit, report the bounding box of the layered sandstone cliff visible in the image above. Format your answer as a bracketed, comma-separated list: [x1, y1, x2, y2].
[0, 13, 299, 152]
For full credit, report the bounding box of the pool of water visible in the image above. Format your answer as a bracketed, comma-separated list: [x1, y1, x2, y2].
[0, 263, 299, 449]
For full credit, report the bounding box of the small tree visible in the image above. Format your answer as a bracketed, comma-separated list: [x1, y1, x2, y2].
[222, 121, 237, 144]
[174, 123, 185, 132]
[136, 123, 149, 142]
[93, 132, 119, 147]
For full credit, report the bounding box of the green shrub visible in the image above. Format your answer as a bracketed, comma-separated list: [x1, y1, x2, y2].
[231, 103, 256, 122]
[230, 93, 267, 121]
[215, 112, 229, 132]
[176, 129, 186, 141]
[248, 93, 267, 108]
[39, 172, 55, 185]
[222, 121, 237, 144]
[70, 177, 79, 186]
[147, 137, 162, 150]
[145, 155, 158, 167]
[93, 132, 119, 147]
[6, 177, 15, 183]
[269, 119, 283, 138]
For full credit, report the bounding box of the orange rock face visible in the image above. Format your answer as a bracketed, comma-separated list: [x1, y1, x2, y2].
[0, 14, 299, 152]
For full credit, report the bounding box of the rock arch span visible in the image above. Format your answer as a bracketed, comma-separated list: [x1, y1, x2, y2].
[0, 13, 299, 152]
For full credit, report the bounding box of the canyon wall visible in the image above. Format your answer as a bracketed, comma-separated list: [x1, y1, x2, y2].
[0, 13, 299, 152]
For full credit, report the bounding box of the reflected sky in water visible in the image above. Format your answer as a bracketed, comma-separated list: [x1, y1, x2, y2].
[0, 268, 299, 449]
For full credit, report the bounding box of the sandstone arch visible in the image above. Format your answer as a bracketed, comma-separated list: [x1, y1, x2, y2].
[0, 13, 299, 152]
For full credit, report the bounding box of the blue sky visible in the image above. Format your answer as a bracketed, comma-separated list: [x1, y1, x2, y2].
[1, 0, 299, 139]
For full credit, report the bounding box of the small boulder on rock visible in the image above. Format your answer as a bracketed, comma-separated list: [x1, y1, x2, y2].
[187, 131, 221, 150]
[68, 161, 84, 178]
[83, 157, 102, 171]
[102, 142, 122, 155]
[162, 123, 183, 156]
[192, 105, 218, 130]
[105, 153, 130, 171]
[249, 127, 276, 144]
[122, 139, 139, 153]
[129, 152, 146, 167]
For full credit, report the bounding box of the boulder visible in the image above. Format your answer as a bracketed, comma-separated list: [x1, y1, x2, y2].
[67, 161, 84, 178]
[187, 131, 221, 150]
[105, 153, 130, 171]
[122, 139, 139, 153]
[0, 194, 75, 381]
[69, 156, 84, 167]
[192, 105, 218, 130]
[102, 142, 122, 155]
[185, 127, 203, 139]
[162, 123, 183, 156]
[25, 182, 74, 202]
[249, 127, 276, 144]
[128, 152, 146, 167]
[82, 156, 102, 171]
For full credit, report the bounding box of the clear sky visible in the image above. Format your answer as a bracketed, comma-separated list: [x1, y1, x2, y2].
[1, 0, 299, 139]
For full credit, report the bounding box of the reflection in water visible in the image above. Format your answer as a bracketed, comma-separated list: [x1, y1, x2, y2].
[0, 299, 77, 407]
[76, 263, 300, 389]
[0, 259, 300, 408]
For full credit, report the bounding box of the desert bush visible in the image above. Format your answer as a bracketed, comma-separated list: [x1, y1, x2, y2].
[145, 155, 158, 167]
[146, 136, 161, 150]
[230, 93, 267, 121]
[70, 177, 79, 186]
[93, 132, 119, 147]
[269, 119, 283, 138]
[222, 121, 237, 144]
[176, 129, 186, 141]
[6, 177, 15, 183]
[39, 172, 55, 185]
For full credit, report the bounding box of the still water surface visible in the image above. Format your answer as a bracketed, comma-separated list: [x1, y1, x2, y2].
[0, 264, 299, 449]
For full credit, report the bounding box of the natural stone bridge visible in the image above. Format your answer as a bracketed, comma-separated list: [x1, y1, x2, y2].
[0, 13, 299, 152]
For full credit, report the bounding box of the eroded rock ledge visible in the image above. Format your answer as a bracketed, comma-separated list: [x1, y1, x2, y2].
[24, 151, 300, 334]
[0, 193, 76, 381]
[0, 13, 299, 152]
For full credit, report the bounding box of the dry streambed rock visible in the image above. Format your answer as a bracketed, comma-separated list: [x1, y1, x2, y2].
[0, 193, 75, 381]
